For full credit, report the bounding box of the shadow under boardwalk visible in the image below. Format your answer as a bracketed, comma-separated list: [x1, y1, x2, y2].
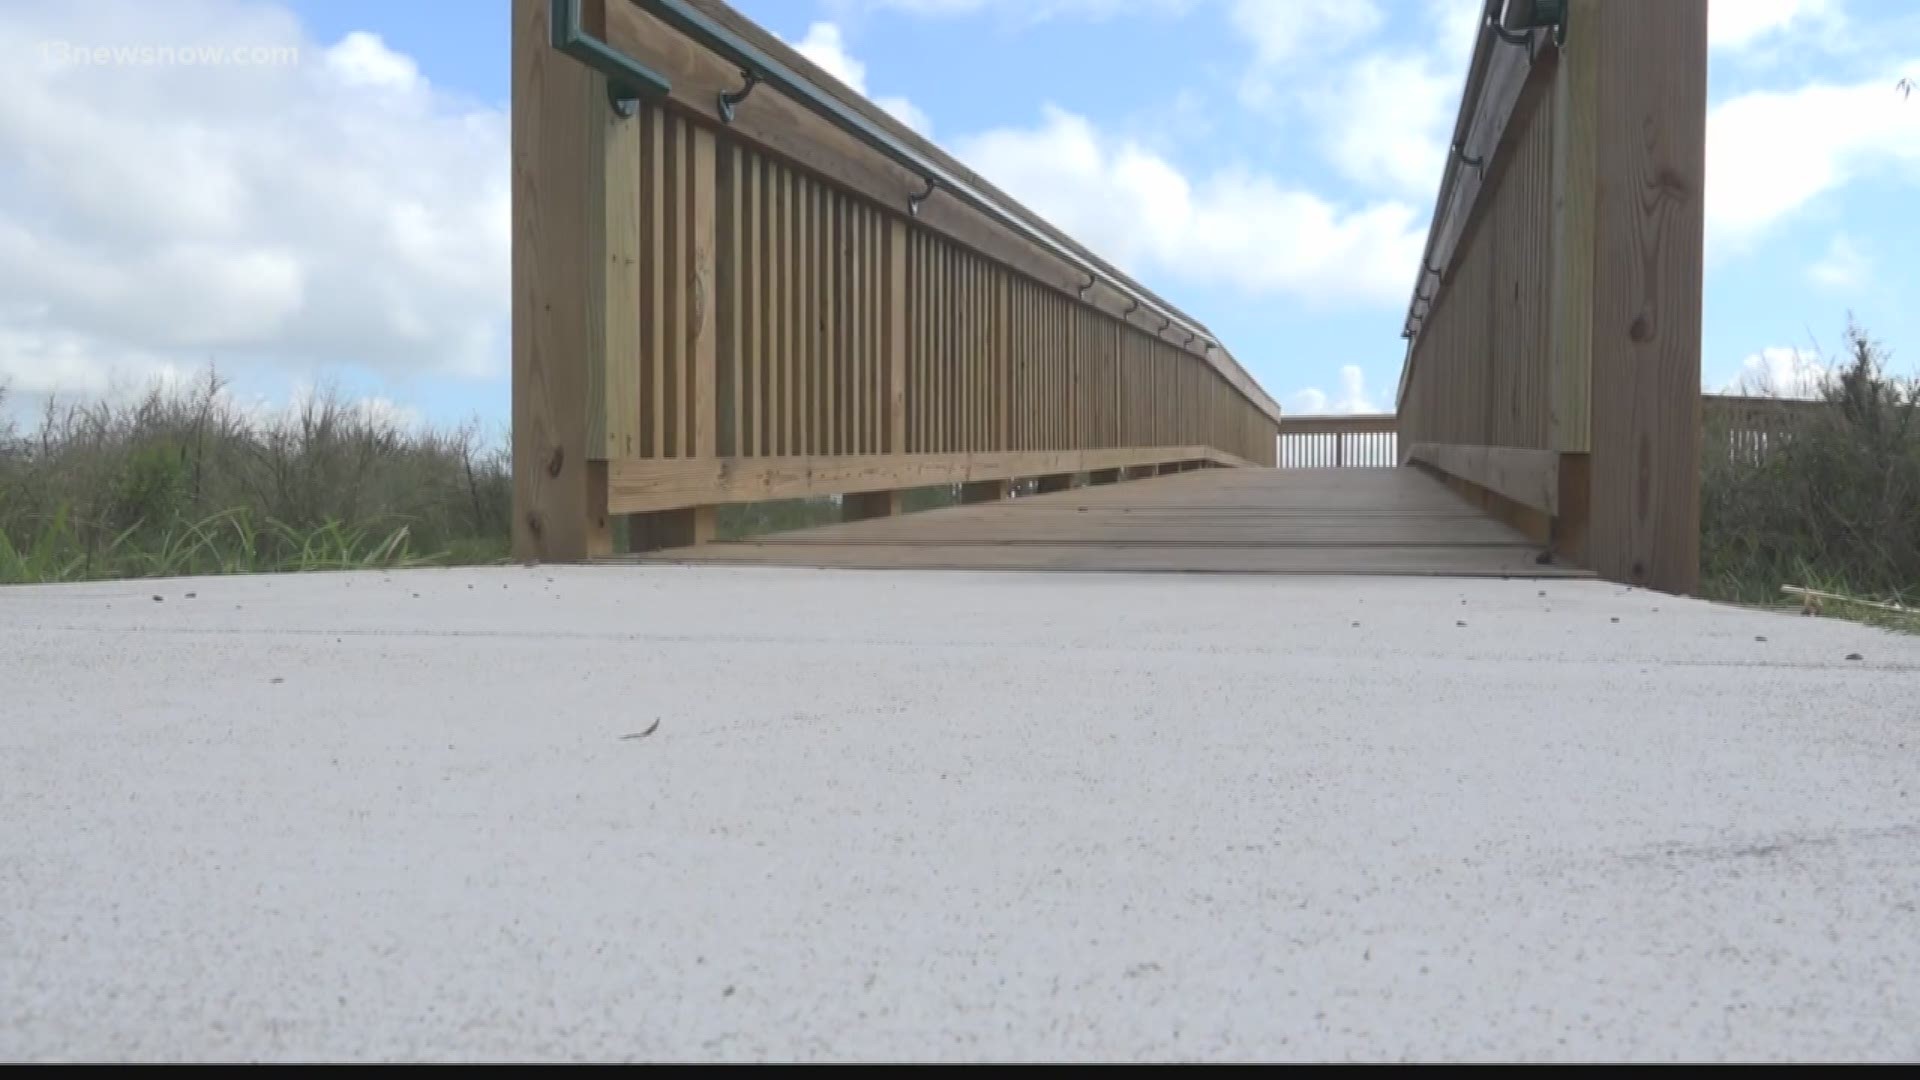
[624, 467, 1591, 576]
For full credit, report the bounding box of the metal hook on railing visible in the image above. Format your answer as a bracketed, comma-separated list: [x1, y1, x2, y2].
[1453, 141, 1485, 171]
[1182, 331, 1196, 348]
[608, 81, 641, 118]
[1506, 0, 1569, 48]
[1157, 316, 1172, 334]
[717, 69, 759, 123]
[1487, 12, 1531, 47]
[907, 176, 936, 217]
[1077, 272, 1095, 299]
[1123, 299, 1140, 318]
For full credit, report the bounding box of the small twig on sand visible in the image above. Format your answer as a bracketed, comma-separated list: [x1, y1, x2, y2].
[1782, 584, 1914, 616]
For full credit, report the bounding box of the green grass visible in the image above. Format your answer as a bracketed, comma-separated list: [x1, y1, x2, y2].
[1, 368, 511, 585]
[0, 366, 972, 585]
[0, 505, 487, 584]
[1698, 321, 1919, 630]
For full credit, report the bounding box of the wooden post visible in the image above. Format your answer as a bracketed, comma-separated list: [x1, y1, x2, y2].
[512, 0, 629, 561]
[1568, 0, 1706, 593]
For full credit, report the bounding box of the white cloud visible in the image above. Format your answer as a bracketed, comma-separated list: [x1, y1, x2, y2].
[954, 106, 1425, 305]
[790, 22, 867, 90]
[854, 0, 1191, 21]
[1426, 0, 1482, 75]
[1303, 50, 1455, 195]
[0, 0, 508, 397]
[1808, 234, 1870, 289]
[875, 95, 932, 136]
[1721, 346, 1830, 397]
[787, 22, 931, 135]
[1706, 65, 1920, 245]
[1231, 0, 1381, 67]
[1289, 364, 1378, 415]
[325, 29, 420, 90]
[1230, 0, 1463, 197]
[1234, 0, 1387, 113]
[1709, 0, 1837, 51]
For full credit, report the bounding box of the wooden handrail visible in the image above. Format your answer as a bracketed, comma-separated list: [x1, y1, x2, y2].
[511, 0, 1282, 560]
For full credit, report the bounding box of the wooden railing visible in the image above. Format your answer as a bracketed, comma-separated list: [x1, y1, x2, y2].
[1278, 415, 1398, 468]
[512, 0, 1282, 560]
[1702, 395, 1832, 465]
[1280, 397, 1827, 475]
[1394, 0, 1707, 592]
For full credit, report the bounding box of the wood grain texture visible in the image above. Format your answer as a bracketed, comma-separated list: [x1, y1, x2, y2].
[606, 445, 1248, 514]
[588, 90, 642, 461]
[618, 467, 1589, 576]
[523, 0, 1288, 557]
[512, 0, 611, 560]
[1548, 0, 1599, 452]
[1585, 0, 1706, 593]
[1405, 442, 1561, 516]
[690, 124, 718, 459]
[597, 0, 1281, 426]
[1398, 55, 1556, 456]
[1390, 0, 1705, 594]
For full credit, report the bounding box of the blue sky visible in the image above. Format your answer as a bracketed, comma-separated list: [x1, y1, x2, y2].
[3, 0, 1918, 429]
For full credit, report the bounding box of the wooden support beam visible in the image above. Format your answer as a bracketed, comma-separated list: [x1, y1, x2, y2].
[1405, 443, 1561, 516]
[606, 445, 1254, 515]
[1581, 0, 1706, 593]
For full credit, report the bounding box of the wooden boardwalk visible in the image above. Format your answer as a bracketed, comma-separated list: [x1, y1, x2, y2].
[624, 467, 1592, 576]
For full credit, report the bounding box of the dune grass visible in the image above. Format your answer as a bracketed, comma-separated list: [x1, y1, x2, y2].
[0, 368, 973, 584]
[1699, 322, 1919, 624]
[0, 370, 511, 584]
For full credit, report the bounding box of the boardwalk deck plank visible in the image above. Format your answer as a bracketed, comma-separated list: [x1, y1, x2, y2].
[618, 467, 1592, 577]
